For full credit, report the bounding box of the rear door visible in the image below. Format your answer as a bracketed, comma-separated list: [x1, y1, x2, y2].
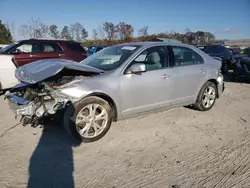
[168, 45, 207, 104]
[9, 42, 40, 66]
[38, 42, 63, 60]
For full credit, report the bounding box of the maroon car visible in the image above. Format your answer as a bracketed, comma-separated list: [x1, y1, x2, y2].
[0, 39, 87, 66]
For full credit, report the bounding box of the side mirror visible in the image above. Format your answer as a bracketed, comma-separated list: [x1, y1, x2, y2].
[128, 63, 146, 74]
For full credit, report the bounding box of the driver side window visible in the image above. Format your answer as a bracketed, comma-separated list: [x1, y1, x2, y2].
[132, 46, 168, 71]
[11, 43, 40, 54]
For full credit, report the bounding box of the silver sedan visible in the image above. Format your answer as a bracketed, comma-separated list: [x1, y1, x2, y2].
[5, 42, 224, 142]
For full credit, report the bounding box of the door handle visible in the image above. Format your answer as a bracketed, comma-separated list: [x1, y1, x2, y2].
[200, 69, 205, 74]
[162, 74, 171, 79]
[29, 54, 37, 57]
[59, 54, 65, 57]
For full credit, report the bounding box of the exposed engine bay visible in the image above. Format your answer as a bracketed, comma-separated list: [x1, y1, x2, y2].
[5, 68, 99, 127]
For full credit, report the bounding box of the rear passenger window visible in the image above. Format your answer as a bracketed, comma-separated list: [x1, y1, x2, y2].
[171, 46, 204, 67]
[40, 43, 62, 53]
[66, 42, 86, 52]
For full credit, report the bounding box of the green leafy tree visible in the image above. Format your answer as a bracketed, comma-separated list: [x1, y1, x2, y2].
[49, 24, 59, 39]
[61, 26, 72, 40]
[0, 20, 13, 44]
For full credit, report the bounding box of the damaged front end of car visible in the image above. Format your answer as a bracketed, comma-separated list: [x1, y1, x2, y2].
[4, 59, 103, 127]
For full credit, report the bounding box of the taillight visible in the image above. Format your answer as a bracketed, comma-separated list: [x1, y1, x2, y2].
[82, 51, 87, 57]
[11, 57, 19, 67]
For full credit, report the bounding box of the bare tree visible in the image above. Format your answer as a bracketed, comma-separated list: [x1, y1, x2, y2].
[116, 22, 134, 41]
[19, 18, 49, 39]
[74, 23, 83, 42]
[184, 28, 191, 34]
[98, 26, 105, 39]
[69, 24, 76, 40]
[138, 26, 148, 37]
[102, 22, 117, 41]
[69, 23, 88, 42]
[81, 28, 88, 40]
[92, 29, 98, 40]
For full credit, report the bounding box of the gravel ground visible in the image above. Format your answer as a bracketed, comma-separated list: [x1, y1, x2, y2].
[0, 81, 250, 188]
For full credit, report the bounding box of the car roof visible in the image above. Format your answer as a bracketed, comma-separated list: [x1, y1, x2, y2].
[17, 39, 80, 43]
[115, 41, 195, 48]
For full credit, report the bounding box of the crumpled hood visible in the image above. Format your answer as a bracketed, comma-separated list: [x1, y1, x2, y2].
[15, 59, 103, 84]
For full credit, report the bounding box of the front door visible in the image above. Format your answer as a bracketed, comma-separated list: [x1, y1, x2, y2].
[10, 42, 41, 66]
[120, 46, 175, 117]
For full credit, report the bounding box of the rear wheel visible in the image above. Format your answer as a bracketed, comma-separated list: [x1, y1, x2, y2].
[194, 81, 217, 111]
[64, 96, 113, 142]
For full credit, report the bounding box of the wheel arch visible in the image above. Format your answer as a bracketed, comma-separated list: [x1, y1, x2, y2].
[84, 92, 118, 121]
[207, 79, 219, 98]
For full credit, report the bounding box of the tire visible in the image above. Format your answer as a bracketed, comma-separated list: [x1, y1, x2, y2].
[63, 96, 113, 143]
[194, 81, 217, 111]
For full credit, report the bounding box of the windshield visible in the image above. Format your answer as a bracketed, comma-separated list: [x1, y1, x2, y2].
[204, 46, 223, 54]
[80, 45, 140, 71]
[0, 42, 19, 53]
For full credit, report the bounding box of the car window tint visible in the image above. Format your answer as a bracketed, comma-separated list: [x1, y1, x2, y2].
[66, 42, 86, 52]
[12, 43, 40, 53]
[132, 46, 168, 71]
[204, 46, 223, 54]
[40, 43, 62, 53]
[171, 46, 204, 67]
[81, 45, 140, 71]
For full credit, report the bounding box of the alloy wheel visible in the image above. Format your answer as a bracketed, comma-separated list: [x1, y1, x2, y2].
[75, 104, 108, 138]
[202, 86, 216, 108]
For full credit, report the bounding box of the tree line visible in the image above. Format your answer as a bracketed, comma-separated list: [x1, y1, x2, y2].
[0, 18, 216, 46]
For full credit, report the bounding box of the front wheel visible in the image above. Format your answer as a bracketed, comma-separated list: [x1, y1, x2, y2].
[194, 81, 217, 111]
[64, 96, 113, 142]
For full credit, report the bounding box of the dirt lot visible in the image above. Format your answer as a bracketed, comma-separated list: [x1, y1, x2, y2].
[0, 81, 250, 188]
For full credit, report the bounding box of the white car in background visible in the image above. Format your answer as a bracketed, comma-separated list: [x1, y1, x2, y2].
[0, 55, 19, 93]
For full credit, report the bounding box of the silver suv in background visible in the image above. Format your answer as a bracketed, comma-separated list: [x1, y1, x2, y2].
[5, 42, 224, 142]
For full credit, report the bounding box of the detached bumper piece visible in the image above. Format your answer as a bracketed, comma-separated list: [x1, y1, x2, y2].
[5, 92, 35, 117]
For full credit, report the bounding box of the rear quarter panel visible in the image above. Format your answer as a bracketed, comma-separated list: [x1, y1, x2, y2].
[187, 46, 221, 96]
